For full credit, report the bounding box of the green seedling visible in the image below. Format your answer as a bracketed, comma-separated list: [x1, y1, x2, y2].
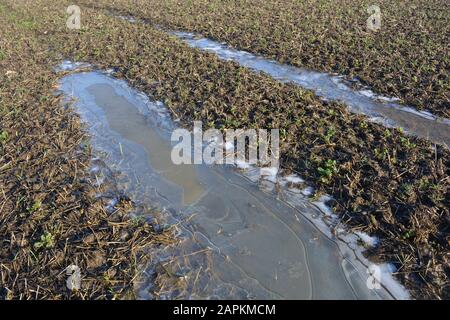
[27, 200, 42, 213]
[0, 131, 7, 144]
[317, 159, 337, 183]
[403, 230, 416, 240]
[34, 232, 55, 250]
[323, 127, 336, 144]
[130, 216, 146, 227]
[359, 121, 368, 129]
[374, 148, 389, 161]
[399, 136, 416, 149]
[399, 183, 413, 198]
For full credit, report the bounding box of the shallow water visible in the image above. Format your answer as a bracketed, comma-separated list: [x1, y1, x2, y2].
[171, 32, 450, 146]
[59, 69, 407, 300]
[87, 84, 205, 205]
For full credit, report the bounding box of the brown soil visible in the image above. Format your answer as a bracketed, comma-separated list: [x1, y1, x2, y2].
[0, 2, 173, 300]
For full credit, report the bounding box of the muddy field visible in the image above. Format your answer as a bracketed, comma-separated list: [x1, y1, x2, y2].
[0, 0, 449, 299]
[0, 2, 173, 299]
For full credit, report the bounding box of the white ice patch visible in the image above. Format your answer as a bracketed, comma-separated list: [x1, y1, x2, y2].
[117, 15, 137, 23]
[359, 89, 376, 98]
[235, 160, 251, 169]
[376, 95, 400, 103]
[284, 175, 305, 184]
[55, 60, 91, 72]
[354, 231, 379, 247]
[260, 167, 278, 182]
[301, 186, 314, 196]
[377, 263, 410, 300]
[312, 195, 334, 217]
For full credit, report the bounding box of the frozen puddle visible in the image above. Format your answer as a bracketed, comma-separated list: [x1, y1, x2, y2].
[58, 65, 409, 299]
[113, 13, 449, 145]
[171, 32, 449, 146]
